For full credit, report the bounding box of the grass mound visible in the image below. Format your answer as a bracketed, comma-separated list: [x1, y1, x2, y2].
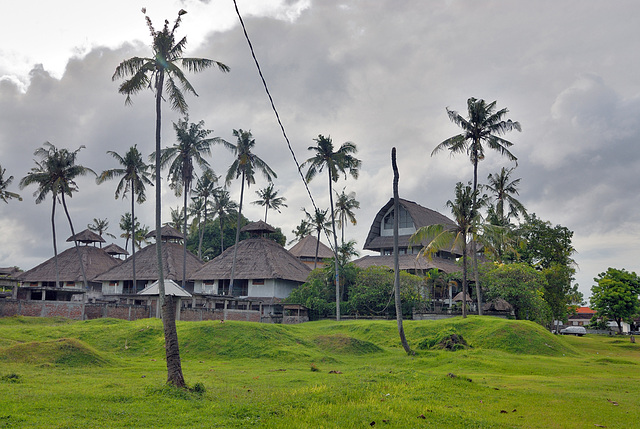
[314, 334, 383, 354]
[417, 328, 469, 351]
[0, 338, 111, 367]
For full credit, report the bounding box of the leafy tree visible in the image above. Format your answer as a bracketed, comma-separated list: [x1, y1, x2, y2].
[0, 165, 21, 203]
[222, 129, 276, 296]
[482, 263, 551, 325]
[285, 269, 336, 320]
[160, 116, 222, 286]
[191, 168, 219, 259]
[302, 134, 361, 321]
[411, 182, 479, 318]
[334, 188, 359, 245]
[542, 263, 580, 329]
[252, 183, 287, 223]
[20, 142, 95, 290]
[590, 268, 640, 333]
[432, 98, 521, 314]
[112, 8, 228, 388]
[98, 145, 153, 289]
[514, 213, 576, 269]
[303, 207, 331, 270]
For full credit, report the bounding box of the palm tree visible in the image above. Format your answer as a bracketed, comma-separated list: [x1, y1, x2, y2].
[303, 207, 331, 270]
[112, 8, 228, 388]
[87, 218, 116, 247]
[334, 188, 359, 246]
[301, 134, 361, 321]
[485, 167, 527, 226]
[159, 116, 223, 287]
[0, 165, 22, 203]
[432, 98, 521, 315]
[211, 188, 238, 254]
[20, 142, 95, 290]
[252, 183, 287, 223]
[191, 168, 219, 259]
[169, 206, 185, 230]
[410, 182, 480, 318]
[289, 219, 314, 245]
[119, 212, 140, 253]
[97, 146, 153, 290]
[222, 129, 276, 295]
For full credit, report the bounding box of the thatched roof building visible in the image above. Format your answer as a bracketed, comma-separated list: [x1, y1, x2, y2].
[103, 243, 129, 257]
[66, 229, 105, 245]
[191, 221, 311, 299]
[288, 235, 334, 268]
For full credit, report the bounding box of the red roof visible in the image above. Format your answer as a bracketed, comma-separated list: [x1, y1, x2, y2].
[575, 306, 596, 314]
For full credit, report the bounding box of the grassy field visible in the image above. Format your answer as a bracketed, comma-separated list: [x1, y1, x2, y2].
[0, 316, 638, 428]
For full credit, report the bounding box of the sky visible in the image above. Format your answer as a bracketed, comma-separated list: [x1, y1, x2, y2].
[1, 0, 639, 300]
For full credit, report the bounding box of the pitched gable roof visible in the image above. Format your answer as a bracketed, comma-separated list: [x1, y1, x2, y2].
[192, 237, 311, 282]
[94, 241, 203, 282]
[352, 253, 460, 273]
[17, 246, 120, 283]
[288, 235, 334, 260]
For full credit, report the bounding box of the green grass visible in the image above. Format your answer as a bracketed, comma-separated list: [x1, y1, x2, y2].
[1, 315, 639, 428]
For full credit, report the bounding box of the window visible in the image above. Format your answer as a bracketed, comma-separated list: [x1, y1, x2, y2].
[253, 279, 264, 285]
[382, 206, 412, 230]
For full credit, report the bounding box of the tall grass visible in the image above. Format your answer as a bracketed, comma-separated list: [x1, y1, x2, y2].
[1, 316, 638, 428]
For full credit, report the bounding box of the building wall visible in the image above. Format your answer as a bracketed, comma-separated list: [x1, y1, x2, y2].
[248, 279, 298, 299]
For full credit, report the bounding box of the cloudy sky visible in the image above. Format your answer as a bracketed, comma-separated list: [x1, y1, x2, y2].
[1, 0, 638, 299]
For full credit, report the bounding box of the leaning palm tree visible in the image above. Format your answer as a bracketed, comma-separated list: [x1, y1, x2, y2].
[303, 207, 331, 270]
[191, 168, 219, 259]
[252, 183, 287, 223]
[159, 116, 223, 287]
[485, 166, 527, 226]
[112, 8, 228, 388]
[301, 134, 361, 321]
[410, 182, 480, 318]
[87, 218, 116, 247]
[222, 129, 276, 296]
[211, 188, 237, 254]
[97, 146, 153, 290]
[334, 188, 359, 246]
[20, 142, 95, 290]
[432, 98, 521, 315]
[0, 165, 22, 203]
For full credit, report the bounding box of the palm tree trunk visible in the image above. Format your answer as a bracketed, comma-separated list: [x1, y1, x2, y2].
[219, 214, 225, 254]
[462, 245, 468, 319]
[328, 171, 340, 321]
[51, 196, 60, 289]
[314, 232, 320, 270]
[392, 148, 411, 354]
[182, 185, 188, 289]
[264, 205, 268, 223]
[131, 180, 137, 293]
[155, 71, 185, 389]
[471, 155, 483, 315]
[229, 171, 245, 296]
[198, 202, 206, 260]
[61, 194, 89, 291]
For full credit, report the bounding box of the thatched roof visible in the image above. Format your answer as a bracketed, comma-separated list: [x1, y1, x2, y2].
[482, 298, 513, 312]
[363, 198, 459, 254]
[17, 246, 120, 283]
[103, 243, 129, 256]
[145, 225, 184, 241]
[288, 235, 334, 260]
[453, 291, 473, 302]
[94, 241, 203, 282]
[241, 220, 276, 235]
[352, 253, 460, 274]
[139, 279, 192, 297]
[66, 229, 105, 244]
[192, 237, 311, 282]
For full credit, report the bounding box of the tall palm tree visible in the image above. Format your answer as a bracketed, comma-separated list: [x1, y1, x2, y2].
[303, 207, 331, 270]
[222, 129, 276, 296]
[112, 9, 228, 388]
[289, 219, 314, 245]
[302, 134, 361, 321]
[334, 188, 359, 246]
[87, 218, 116, 247]
[432, 98, 521, 315]
[97, 146, 153, 290]
[159, 116, 223, 287]
[0, 165, 22, 203]
[485, 166, 527, 226]
[191, 168, 219, 259]
[211, 188, 237, 254]
[410, 182, 480, 318]
[20, 142, 95, 290]
[252, 183, 287, 223]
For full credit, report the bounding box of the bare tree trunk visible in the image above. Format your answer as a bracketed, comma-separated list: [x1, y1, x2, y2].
[462, 248, 468, 319]
[131, 181, 137, 293]
[51, 196, 60, 289]
[392, 148, 411, 354]
[328, 170, 340, 321]
[313, 232, 320, 270]
[182, 186, 188, 289]
[229, 171, 245, 296]
[472, 154, 482, 315]
[197, 201, 206, 260]
[155, 72, 185, 388]
[61, 194, 88, 290]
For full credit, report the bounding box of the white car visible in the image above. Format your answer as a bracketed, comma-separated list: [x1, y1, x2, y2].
[560, 326, 587, 336]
